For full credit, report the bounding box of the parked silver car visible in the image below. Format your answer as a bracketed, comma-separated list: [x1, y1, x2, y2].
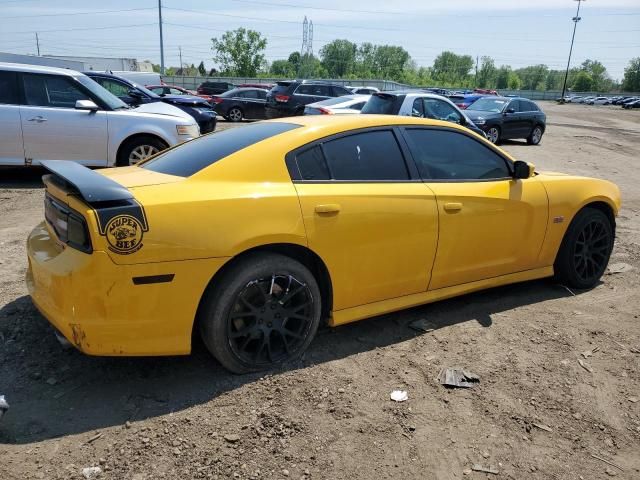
[0, 62, 200, 167]
[304, 95, 371, 115]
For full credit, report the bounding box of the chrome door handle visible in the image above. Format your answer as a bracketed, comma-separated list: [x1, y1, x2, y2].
[28, 116, 47, 123]
[315, 204, 341, 214]
[443, 202, 462, 212]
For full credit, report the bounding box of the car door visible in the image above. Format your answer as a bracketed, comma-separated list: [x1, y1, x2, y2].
[0, 71, 25, 166]
[501, 99, 523, 138]
[238, 90, 259, 118]
[401, 127, 548, 290]
[254, 89, 267, 118]
[290, 128, 439, 311]
[519, 100, 538, 135]
[20, 73, 109, 166]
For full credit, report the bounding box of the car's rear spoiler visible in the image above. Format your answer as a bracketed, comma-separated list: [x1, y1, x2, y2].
[41, 160, 132, 206]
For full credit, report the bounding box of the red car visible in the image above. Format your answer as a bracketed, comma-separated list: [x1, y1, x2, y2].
[146, 84, 213, 103]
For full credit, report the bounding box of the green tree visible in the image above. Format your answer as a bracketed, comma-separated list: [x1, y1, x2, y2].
[269, 59, 296, 77]
[622, 57, 640, 92]
[320, 39, 357, 77]
[299, 53, 327, 78]
[374, 45, 410, 80]
[211, 28, 267, 76]
[508, 72, 521, 90]
[495, 66, 511, 89]
[580, 59, 610, 91]
[476, 56, 496, 88]
[432, 51, 474, 86]
[197, 61, 206, 76]
[515, 64, 549, 90]
[287, 52, 301, 72]
[573, 71, 593, 91]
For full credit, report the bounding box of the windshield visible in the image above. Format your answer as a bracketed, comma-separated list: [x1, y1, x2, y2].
[361, 94, 400, 114]
[76, 75, 128, 110]
[466, 97, 509, 113]
[131, 82, 161, 98]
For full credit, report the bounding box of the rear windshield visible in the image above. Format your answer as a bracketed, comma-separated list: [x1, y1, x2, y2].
[141, 122, 300, 177]
[271, 82, 293, 94]
[361, 94, 401, 114]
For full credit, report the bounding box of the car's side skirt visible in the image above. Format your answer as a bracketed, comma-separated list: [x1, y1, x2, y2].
[329, 266, 554, 327]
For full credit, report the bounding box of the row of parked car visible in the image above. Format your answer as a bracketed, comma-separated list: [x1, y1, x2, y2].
[559, 95, 640, 109]
[0, 61, 547, 169]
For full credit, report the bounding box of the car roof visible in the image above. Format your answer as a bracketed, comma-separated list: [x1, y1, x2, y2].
[0, 62, 80, 76]
[229, 87, 269, 91]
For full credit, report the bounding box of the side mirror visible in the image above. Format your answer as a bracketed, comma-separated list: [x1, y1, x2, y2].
[128, 89, 143, 99]
[505, 108, 515, 114]
[513, 160, 535, 179]
[75, 99, 98, 111]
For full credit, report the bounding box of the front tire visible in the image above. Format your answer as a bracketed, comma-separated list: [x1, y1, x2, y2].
[117, 135, 167, 166]
[554, 207, 614, 289]
[199, 253, 322, 374]
[486, 126, 501, 144]
[527, 125, 544, 145]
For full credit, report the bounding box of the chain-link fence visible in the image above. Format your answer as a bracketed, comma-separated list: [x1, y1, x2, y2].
[162, 75, 638, 99]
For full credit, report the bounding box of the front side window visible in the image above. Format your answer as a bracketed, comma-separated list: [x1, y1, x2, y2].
[423, 99, 462, 124]
[0, 71, 19, 104]
[22, 74, 91, 108]
[507, 100, 522, 113]
[405, 128, 511, 181]
[322, 130, 409, 181]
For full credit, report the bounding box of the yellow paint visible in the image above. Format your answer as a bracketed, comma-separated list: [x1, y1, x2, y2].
[26, 115, 621, 356]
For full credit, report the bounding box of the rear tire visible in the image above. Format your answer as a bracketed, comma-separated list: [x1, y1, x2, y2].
[199, 253, 322, 374]
[117, 135, 167, 166]
[527, 125, 544, 145]
[554, 207, 614, 289]
[228, 107, 243, 122]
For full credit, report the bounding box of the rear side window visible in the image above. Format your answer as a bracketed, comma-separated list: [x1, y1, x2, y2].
[23, 74, 91, 108]
[522, 100, 539, 111]
[507, 100, 522, 112]
[322, 130, 409, 181]
[331, 86, 351, 96]
[361, 94, 402, 114]
[142, 122, 300, 177]
[296, 146, 330, 180]
[404, 128, 510, 181]
[0, 71, 19, 104]
[412, 98, 424, 117]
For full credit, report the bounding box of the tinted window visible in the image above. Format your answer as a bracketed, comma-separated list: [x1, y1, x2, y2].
[256, 90, 267, 100]
[23, 74, 91, 108]
[296, 146, 330, 180]
[142, 122, 300, 177]
[361, 94, 402, 114]
[0, 71, 19, 104]
[507, 100, 522, 112]
[412, 98, 424, 117]
[322, 130, 409, 181]
[351, 101, 366, 111]
[93, 78, 130, 97]
[331, 86, 351, 96]
[241, 90, 259, 99]
[296, 84, 331, 96]
[521, 100, 539, 111]
[423, 98, 463, 124]
[405, 128, 510, 181]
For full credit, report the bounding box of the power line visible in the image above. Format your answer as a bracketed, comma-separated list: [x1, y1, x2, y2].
[2, 22, 157, 34]
[2, 7, 155, 20]
[224, 0, 406, 16]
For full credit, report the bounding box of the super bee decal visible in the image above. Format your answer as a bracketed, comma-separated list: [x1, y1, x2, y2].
[93, 199, 149, 255]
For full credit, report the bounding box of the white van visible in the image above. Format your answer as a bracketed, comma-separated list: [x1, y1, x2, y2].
[0, 63, 199, 167]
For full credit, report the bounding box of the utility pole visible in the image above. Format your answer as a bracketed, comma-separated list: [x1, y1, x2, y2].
[179, 46, 183, 76]
[35, 33, 40, 56]
[560, 0, 585, 101]
[158, 0, 165, 75]
[475, 55, 479, 87]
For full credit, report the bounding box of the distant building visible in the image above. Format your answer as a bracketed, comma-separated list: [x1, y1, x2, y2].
[0, 52, 152, 72]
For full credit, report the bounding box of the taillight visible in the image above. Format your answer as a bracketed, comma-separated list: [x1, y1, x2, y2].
[318, 107, 331, 115]
[275, 94, 290, 103]
[44, 194, 92, 253]
[212, 97, 223, 104]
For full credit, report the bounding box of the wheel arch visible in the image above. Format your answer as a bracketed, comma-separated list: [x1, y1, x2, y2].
[116, 132, 169, 165]
[192, 243, 333, 340]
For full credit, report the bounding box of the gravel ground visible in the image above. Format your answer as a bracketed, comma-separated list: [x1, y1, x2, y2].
[1, 104, 639, 480]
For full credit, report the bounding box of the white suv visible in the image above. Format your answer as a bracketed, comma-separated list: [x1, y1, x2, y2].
[0, 62, 200, 167]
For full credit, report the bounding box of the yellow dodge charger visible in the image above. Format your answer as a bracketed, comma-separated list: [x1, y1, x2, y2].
[26, 115, 620, 373]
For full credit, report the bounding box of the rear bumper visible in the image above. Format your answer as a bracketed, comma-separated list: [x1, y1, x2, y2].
[265, 105, 299, 119]
[27, 221, 228, 356]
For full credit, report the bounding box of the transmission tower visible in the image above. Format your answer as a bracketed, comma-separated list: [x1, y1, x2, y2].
[301, 17, 313, 57]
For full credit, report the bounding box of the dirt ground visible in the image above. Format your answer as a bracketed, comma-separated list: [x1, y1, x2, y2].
[1, 103, 639, 480]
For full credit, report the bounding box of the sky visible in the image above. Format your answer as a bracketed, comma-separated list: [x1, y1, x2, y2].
[0, 0, 638, 81]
